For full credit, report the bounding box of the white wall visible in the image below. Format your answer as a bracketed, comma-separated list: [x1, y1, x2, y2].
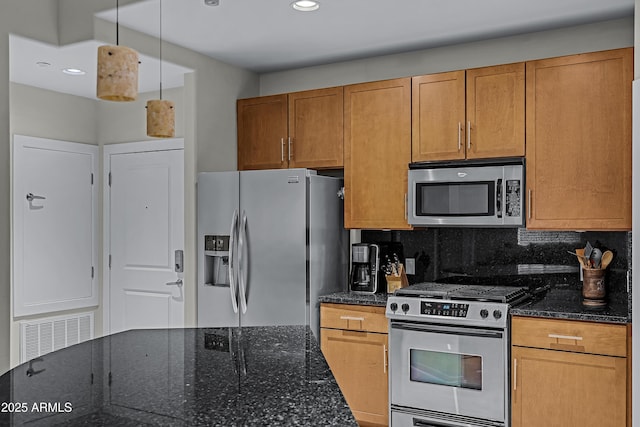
[260, 17, 633, 95]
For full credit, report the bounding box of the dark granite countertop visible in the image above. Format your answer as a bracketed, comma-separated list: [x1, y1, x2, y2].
[0, 326, 356, 427]
[319, 291, 389, 307]
[511, 286, 630, 324]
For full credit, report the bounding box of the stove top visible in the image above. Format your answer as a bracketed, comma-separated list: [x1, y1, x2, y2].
[395, 282, 530, 304]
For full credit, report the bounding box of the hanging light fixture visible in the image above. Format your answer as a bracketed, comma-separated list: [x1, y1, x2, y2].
[97, 0, 139, 101]
[147, 0, 175, 138]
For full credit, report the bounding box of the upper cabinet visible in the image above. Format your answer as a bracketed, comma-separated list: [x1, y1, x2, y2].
[526, 48, 632, 230]
[237, 87, 343, 171]
[344, 78, 412, 230]
[412, 63, 525, 162]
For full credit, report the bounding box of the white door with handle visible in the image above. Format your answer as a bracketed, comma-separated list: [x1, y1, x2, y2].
[106, 141, 184, 334]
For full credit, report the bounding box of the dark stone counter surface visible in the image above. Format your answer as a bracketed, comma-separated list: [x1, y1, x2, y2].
[0, 326, 356, 427]
[511, 287, 630, 324]
[319, 291, 389, 307]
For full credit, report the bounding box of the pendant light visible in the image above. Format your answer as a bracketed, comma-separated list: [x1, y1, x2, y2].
[146, 0, 175, 138]
[97, 0, 139, 101]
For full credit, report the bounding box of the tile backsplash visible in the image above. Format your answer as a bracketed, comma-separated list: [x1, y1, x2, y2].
[362, 228, 631, 294]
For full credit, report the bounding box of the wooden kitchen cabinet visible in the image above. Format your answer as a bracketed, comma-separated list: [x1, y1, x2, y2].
[320, 303, 389, 426]
[411, 63, 524, 162]
[511, 316, 628, 427]
[525, 48, 632, 230]
[344, 78, 412, 230]
[237, 87, 343, 170]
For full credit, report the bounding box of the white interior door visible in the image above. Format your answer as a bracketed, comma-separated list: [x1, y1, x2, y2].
[108, 147, 184, 334]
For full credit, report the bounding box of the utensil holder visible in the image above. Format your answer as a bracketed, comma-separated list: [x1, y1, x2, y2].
[582, 268, 606, 307]
[386, 264, 409, 293]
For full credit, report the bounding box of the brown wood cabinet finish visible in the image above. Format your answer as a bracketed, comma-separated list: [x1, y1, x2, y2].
[511, 317, 628, 427]
[288, 87, 344, 169]
[344, 78, 412, 230]
[237, 94, 288, 170]
[320, 304, 388, 426]
[525, 48, 632, 230]
[411, 63, 524, 162]
[237, 88, 343, 171]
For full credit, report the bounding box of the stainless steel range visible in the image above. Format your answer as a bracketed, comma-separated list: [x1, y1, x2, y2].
[386, 282, 530, 427]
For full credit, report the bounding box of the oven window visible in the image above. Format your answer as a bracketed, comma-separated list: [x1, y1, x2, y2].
[416, 182, 494, 216]
[409, 349, 482, 390]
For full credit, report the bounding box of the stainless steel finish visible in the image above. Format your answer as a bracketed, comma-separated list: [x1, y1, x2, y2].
[408, 161, 524, 227]
[228, 209, 239, 314]
[457, 122, 461, 151]
[165, 278, 183, 287]
[281, 137, 285, 162]
[26, 192, 45, 202]
[197, 169, 347, 339]
[548, 333, 582, 341]
[392, 408, 505, 427]
[404, 192, 408, 220]
[513, 358, 517, 391]
[174, 249, 184, 273]
[340, 315, 365, 321]
[383, 344, 388, 374]
[288, 137, 293, 161]
[467, 121, 471, 149]
[352, 244, 370, 263]
[528, 189, 532, 220]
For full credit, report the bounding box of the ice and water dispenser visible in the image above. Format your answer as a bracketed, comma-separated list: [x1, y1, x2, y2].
[203, 235, 230, 286]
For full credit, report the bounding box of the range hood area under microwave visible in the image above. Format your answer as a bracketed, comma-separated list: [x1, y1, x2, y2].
[407, 157, 525, 227]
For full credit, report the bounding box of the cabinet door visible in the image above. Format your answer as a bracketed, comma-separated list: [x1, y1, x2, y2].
[512, 346, 626, 427]
[466, 63, 525, 159]
[526, 48, 632, 230]
[344, 78, 412, 229]
[237, 94, 288, 170]
[412, 71, 466, 162]
[321, 328, 388, 426]
[288, 87, 343, 169]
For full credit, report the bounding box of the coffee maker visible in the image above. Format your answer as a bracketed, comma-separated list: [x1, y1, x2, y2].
[350, 243, 380, 294]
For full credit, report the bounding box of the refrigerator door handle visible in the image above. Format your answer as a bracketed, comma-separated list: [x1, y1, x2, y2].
[238, 211, 249, 314]
[228, 209, 239, 314]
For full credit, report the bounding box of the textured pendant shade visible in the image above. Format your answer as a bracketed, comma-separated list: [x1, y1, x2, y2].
[96, 45, 139, 101]
[146, 99, 175, 138]
[146, 0, 174, 138]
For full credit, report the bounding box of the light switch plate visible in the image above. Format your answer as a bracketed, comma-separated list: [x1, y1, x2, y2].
[405, 258, 415, 275]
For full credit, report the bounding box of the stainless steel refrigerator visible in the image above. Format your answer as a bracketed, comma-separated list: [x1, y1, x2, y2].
[197, 168, 348, 339]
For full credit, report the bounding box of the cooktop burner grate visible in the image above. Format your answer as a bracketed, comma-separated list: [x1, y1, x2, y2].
[394, 282, 530, 304]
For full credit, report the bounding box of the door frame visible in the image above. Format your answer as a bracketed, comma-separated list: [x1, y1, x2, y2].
[102, 139, 184, 336]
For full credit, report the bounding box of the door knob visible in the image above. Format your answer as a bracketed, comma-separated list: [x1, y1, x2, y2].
[166, 278, 183, 287]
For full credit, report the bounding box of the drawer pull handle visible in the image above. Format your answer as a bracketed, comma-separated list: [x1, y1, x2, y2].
[548, 334, 583, 341]
[513, 358, 517, 391]
[340, 316, 365, 322]
[383, 344, 388, 374]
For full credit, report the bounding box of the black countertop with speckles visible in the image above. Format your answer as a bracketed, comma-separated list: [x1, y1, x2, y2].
[0, 326, 356, 427]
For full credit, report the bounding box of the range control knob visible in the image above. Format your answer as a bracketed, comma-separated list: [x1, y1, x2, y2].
[480, 309, 489, 319]
[401, 303, 410, 313]
[493, 309, 503, 320]
[389, 302, 398, 312]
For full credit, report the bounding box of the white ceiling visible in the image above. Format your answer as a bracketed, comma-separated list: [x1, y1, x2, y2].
[9, 0, 634, 99]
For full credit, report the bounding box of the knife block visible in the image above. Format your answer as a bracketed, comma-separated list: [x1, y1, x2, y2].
[386, 264, 409, 294]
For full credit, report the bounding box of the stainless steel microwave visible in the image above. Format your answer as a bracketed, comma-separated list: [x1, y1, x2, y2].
[408, 158, 525, 227]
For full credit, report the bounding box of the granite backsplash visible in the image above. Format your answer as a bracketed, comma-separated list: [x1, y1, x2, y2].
[362, 228, 632, 295]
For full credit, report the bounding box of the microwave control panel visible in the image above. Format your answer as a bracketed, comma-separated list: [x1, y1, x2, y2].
[505, 179, 521, 217]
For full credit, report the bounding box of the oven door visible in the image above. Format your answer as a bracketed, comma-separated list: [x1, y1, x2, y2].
[390, 321, 507, 423]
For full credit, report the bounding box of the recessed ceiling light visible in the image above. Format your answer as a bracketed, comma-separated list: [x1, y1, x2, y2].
[62, 68, 86, 76]
[291, 0, 319, 12]
[36, 61, 51, 67]
[204, 0, 219, 6]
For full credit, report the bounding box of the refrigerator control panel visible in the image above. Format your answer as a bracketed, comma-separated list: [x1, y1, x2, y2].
[205, 235, 229, 251]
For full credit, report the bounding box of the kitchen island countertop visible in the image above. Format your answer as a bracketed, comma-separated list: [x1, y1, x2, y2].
[0, 326, 356, 427]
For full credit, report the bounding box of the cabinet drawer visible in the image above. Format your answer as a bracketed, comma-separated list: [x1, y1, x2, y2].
[320, 303, 388, 333]
[512, 316, 627, 357]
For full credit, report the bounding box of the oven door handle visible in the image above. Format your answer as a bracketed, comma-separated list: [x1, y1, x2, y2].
[413, 418, 459, 427]
[391, 322, 504, 339]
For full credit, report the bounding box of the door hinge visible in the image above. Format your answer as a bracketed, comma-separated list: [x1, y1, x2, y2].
[91, 266, 95, 278]
[109, 255, 112, 269]
[108, 172, 112, 187]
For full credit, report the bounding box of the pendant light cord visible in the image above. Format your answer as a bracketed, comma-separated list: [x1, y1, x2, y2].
[116, 0, 119, 45]
[159, 0, 163, 100]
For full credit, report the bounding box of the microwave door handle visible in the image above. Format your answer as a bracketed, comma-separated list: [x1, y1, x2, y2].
[496, 178, 503, 219]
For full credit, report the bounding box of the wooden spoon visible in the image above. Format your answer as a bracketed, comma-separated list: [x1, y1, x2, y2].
[600, 250, 614, 269]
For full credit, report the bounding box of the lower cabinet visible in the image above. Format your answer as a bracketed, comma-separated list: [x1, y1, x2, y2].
[511, 316, 628, 427]
[320, 303, 388, 426]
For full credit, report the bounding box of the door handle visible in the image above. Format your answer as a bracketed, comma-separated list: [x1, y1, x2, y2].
[238, 211, 248, 314]
[166, 278, 183, 287]
[26, 193, 46, 202]
[228, 210, 239, 314]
